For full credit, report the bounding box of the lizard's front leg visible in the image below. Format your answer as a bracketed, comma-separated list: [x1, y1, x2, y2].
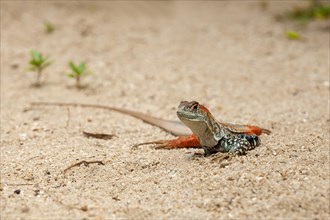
[132, 134, 202, 149]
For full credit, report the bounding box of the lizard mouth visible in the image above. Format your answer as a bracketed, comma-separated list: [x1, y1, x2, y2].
[176, 110, 199, 120]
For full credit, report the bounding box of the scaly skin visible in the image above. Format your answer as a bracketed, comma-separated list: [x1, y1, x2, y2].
[175, 101, 270, 156]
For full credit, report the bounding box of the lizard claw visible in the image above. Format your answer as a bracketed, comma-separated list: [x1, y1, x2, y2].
[210, 153, 234, 162]
[131, 140, 176, 149]
[209, 154, 237, 168]
[154, 143, 176, 149]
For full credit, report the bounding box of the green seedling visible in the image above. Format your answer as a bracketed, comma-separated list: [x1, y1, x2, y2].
[28, 50, 52, 86]
[66, 61, 91, 88]
[277, 1, 330, 23]
[286, 31, 300, 40]
[44, 21, 55, 34]
[289, 4, 329, 22]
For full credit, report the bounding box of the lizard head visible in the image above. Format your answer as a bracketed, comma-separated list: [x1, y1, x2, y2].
[177, 101, 211, 122]
[177, 101, 219, 147]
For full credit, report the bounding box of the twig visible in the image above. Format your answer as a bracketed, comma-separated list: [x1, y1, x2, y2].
[64, 160, 105, 174]
[82, 131, 117, 140]
[25, 155, 45, 163]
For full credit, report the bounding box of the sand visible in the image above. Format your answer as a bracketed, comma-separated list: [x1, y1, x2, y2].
[1, 1, 329, 219]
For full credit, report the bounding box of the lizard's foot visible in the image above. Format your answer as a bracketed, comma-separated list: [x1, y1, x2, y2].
[132, 134, 201, 150]
[210, 153, 235, 163]
[131, 140, 176, 149]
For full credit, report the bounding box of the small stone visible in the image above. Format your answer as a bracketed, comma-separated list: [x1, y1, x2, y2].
[80, 205, 88, 211]
[11, 63, 19, 69]
[14, 189, 21, 194]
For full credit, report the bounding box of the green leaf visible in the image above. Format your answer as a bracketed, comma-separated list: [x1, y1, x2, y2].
[30, 60, 38, 66]
[78, 63, 85, 73]
[314, 4, 330, 18]
[286, 31, 300, 40]
[69, 62, 81, 75]
[31, 50, 41, 63]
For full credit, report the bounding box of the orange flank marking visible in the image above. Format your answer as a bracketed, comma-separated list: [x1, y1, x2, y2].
[246, 126, 271, 135]
[246, 126, 262, 135]
[167, 134, 201, 148]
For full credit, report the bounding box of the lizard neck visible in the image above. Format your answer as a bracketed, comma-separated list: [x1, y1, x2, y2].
[179, 114, 225, 148]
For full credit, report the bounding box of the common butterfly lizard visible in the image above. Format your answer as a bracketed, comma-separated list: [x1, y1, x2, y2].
[31, 101, 271, 156]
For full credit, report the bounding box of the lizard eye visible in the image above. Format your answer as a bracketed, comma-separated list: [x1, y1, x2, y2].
[192, 103, 198, 111]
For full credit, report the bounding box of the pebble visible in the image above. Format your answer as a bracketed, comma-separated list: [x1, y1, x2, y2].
[18, 133, 27, 140]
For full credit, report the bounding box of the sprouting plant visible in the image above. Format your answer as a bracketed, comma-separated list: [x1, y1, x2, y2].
[28, 50, 52, 86]
[66, 61, 91, 88]
[288, 3, 329, 22]
[276, 1, 330, 23]
[44, 21, 55, 34]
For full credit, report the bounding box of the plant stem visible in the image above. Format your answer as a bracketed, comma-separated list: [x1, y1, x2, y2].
[36, 68, 42, 86]
[76, 75, 81, 88]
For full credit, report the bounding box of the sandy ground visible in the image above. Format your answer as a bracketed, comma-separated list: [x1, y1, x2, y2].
[1, 1, 329, 219]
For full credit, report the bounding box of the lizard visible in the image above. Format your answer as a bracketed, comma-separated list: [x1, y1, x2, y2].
[31, 101, 271, 156]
